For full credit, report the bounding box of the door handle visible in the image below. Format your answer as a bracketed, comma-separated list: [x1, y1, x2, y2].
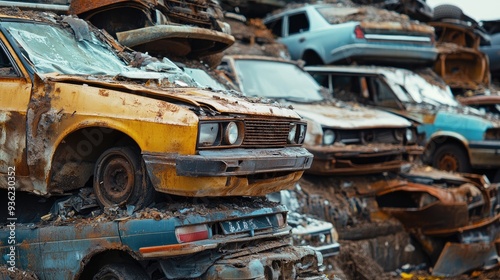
[299, 37, 305, 43]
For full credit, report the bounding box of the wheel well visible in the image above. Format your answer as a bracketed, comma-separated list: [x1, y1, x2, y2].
[424, 136, 469, 164]
[48, 127, 140, 194]
[302, 50, 323, 66]
[77, 249, 140, 280]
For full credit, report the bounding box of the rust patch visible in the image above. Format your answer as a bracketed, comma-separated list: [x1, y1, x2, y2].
[98, 89, 109, 97]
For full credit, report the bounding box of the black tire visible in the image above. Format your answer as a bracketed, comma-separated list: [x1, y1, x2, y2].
[432, 143, 471, 173]
[93, 147, 155, 209]
[432, 4, 463, 21]
[93, 263, 148, 280]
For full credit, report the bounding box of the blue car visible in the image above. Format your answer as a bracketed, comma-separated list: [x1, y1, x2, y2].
[0, 195, 326, 279]
[263, 4, 438, 66]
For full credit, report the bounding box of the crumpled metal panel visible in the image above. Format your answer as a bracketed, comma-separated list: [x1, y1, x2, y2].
[376, 178, 495, 234]
[429, 21, 490, 91]
[432, 242, 499, 277]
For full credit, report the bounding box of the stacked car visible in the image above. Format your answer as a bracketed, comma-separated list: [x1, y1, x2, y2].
[2, 0, 500, 279]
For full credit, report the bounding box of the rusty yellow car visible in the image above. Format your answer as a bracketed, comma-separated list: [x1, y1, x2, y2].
[0, 10, 312, 209]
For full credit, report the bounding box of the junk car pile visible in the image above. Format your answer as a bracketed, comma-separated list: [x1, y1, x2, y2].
[2, 0, 500, 279]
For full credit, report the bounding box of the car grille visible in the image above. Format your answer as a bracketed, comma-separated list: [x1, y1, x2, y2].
[242, 119, 290, 147]
[337, 128, 404, 145]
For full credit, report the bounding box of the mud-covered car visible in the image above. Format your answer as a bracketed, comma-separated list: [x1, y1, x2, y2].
[263, 4, 437, 65]
[68, 0, 234, 58]
[306, 65, 500, 175]
[0, 195, 326, 279]
[0, 11, 314, 209]
[218, 55, 422, 175]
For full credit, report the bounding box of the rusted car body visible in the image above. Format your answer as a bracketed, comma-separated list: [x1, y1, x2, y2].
[218, 55, 423, 175]
[306, 65, 500, 174]
[376, 168, 500, 276]
[0, 11, 313, 208]
[0, 196, 326, 279]
[68, 0, 234, 58]
[429, 20, 490, 93]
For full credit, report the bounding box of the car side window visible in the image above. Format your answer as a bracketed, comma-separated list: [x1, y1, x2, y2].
[288, 13, 309, 35]
[330, 75, 365, 103]
[311, 73, 329, 89]
[0, 44, 18, 77]
[266, 18, 284, 37]
[371, 77, 400, 108]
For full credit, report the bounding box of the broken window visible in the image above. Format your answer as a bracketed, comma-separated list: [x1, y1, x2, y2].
[288, 13, 309, 35]
[371, 77, 400, 108]
[0, 43, 18, 77]
[329, 75, 365, 103]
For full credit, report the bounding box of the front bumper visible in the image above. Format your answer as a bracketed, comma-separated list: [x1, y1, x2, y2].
[203, 244, 326, 280]
[329, 43, 438, 65]
[469, 141, 500, 168]
[306, 143, 407, 175]
[143, 147, 313, 196]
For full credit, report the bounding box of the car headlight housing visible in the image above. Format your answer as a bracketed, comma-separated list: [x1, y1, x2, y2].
[394, 129, 404, 142]
[199, 122, 220, 146]
[288, 122, 307, 145]
[485, 128, 500, 140]
[198, 121, 243, 148]
[224, 122, 239, 145]
[323, 129, 336, 145]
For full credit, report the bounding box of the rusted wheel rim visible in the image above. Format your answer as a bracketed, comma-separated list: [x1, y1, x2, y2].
[437, 153, 459, 171]
[97, 156, 135, 205]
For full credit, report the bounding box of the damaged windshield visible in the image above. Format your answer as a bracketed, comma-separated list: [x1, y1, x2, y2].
[385, 71, 459, 107]
[3, 19, 195, 85]
[234, 60, 324, 102]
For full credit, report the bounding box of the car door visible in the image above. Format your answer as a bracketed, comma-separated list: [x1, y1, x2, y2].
[0, 33, 31, 187]
[280, 12, 311, 60]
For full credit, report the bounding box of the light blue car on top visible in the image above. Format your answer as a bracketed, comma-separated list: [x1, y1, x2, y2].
[263, 4, 438, 66]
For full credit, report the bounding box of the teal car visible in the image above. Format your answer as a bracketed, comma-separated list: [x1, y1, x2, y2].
[0, 193, 325, 279]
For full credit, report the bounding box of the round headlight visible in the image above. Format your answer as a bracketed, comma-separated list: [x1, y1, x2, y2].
[199, 123, 219, 146]
[288, 123, 297, 143]
[224, 122, 239, 145]
[394, 129, 404, 142]
[323, 129, 335, 145]
[405, 128, 414, 143]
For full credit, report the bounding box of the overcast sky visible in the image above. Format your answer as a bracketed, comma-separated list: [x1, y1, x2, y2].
[426, 0, 500, 22]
